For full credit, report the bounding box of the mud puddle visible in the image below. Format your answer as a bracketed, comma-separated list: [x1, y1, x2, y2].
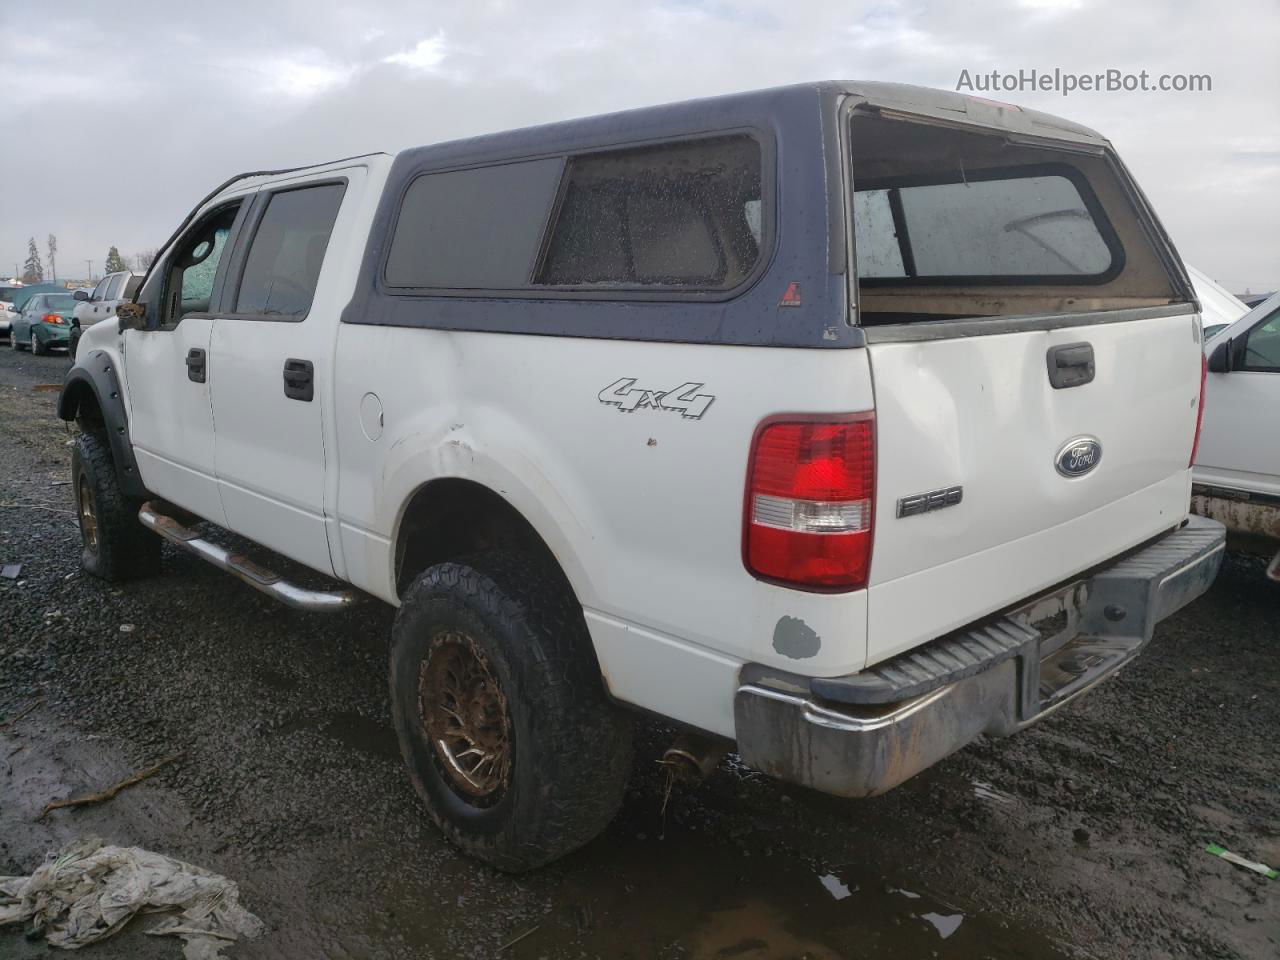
[328, 816, 1070, 959]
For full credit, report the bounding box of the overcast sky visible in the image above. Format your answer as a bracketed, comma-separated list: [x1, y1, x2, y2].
[2, 0, 1276, 292]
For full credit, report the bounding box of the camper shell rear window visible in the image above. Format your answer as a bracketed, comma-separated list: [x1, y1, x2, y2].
[853, 164, 1123, 286]
[847, 110, 1184, 327]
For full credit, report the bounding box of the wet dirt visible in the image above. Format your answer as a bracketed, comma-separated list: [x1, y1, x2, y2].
[2, 347, 1277, 959]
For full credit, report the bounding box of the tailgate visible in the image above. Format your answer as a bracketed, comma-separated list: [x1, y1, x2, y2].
[866, 309, 1200, 663]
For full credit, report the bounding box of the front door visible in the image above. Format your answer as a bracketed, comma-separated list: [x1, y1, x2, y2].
[122, 201, 246, 526]
[208, 178, 351, 574]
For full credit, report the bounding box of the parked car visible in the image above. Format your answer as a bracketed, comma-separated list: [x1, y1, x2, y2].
[11, 291, 76, 354]
[0, 282, 19, 340]
[1193, 290, 1280, 579]
[0, 282, 64, 341]
[1188, 265, 1250, 340]
[59, 81, 1225, 871]
[73, 270, 142, 329]
[68, 272, 143, 359]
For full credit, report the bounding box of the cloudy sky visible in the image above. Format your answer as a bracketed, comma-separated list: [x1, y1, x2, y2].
[3, 0, 1277, 292]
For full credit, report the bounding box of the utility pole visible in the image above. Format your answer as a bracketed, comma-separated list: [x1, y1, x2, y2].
[47, 234, 58, 285]
[85, 259, 93, 283]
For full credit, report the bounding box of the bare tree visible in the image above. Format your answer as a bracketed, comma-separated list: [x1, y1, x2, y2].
[47, 234, 58, 285]
[132, 248, 159, 272]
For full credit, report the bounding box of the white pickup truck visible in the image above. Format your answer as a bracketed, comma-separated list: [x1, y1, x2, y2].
[59, 82, 1225, 871]
[1194, 291, 1280, 578]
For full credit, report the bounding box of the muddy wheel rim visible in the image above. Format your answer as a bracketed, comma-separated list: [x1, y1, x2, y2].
[78, 475, 98, 553]
[418, 632, 512, 800]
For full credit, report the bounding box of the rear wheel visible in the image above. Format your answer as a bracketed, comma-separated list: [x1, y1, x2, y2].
[390, 552, 633, 871]
[72, 431, 161, 581]
[31, 330, 47, 356]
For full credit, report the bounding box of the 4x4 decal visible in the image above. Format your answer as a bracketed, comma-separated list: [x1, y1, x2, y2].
[598, 378, 715, 420]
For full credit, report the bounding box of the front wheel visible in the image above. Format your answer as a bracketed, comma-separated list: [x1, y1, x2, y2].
[72, 431, 161, 581]
[390, 553, 633, 871]
[10, 328, 24, 351]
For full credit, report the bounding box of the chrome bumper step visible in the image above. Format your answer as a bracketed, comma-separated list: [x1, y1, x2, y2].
[138, 501, 360, 613]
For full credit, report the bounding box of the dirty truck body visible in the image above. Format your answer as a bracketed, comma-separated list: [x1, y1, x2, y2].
[59, 82, 1225, 869]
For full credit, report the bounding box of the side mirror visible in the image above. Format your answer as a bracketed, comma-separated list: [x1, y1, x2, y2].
[116, 302, 147, 333]
[1207, 339, 1232, 374]
[73, 289, 89, 301]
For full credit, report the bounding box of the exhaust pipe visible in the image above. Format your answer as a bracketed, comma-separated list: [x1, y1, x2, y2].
[662, 732, 730, 782]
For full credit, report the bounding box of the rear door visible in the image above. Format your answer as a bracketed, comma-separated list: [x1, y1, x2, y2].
[208, 174, 355, 574]
[848, 112, 1201, 663]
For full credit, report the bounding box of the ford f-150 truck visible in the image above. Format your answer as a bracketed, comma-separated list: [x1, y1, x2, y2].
[58, 82, 1225, 871]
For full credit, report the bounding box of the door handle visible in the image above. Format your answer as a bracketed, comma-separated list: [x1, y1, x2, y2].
[185, 348, 207, 384]
[1046, 342, 1095, 389]
[283, 358, 314, 402]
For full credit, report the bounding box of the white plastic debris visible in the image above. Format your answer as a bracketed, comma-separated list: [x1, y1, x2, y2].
[0, 837, 263, 958]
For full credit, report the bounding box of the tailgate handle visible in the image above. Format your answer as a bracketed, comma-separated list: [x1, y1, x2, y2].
[1047, 342, 1095, 389]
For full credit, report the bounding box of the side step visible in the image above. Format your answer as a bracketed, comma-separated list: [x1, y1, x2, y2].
[138, 501, 361, 613]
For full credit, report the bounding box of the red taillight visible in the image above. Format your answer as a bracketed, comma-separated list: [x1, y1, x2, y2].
[1189, 350, 1207, 466]
[744, 415, 875, 590]
[42, 314, 65, 325]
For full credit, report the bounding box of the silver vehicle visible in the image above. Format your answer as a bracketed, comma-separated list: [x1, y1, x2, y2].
[71, 271, 143, 357]
[73, 271, 142, 328]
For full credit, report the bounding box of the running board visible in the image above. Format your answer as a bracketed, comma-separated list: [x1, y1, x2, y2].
[138, 501, 361, 612]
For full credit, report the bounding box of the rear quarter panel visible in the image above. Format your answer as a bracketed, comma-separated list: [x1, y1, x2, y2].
[333, 329, 874, 736]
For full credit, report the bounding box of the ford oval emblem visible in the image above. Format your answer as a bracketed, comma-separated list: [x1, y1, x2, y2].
[1055, 437, 1102, 478]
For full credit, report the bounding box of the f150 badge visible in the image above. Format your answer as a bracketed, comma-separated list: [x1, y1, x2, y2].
[1055, 436, 1103, 477]
[598, 378, 715, 420]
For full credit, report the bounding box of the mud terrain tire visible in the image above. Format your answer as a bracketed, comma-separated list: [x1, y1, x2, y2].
[72, 431, 161, 581]
[390, 552, 633, 871]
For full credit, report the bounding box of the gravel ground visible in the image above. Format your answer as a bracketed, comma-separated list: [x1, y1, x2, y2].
[1, 344, 1277, 960]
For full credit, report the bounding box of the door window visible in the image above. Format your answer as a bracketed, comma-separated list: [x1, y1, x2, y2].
[1241, 307, 1280, 372]
[164, 205, 240, 327]
[105, 274, 127, 300]
[233, 183, 345, 319]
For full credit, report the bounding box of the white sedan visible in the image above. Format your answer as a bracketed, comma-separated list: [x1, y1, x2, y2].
[1193, 290, 1280, 579]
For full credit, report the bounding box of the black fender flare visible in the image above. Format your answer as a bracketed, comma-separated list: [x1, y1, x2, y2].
[58, 350, 148, 499]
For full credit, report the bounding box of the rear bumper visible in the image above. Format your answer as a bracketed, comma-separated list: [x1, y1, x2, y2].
[734, 516, 1226, 798]
[36, 325, 70, 344]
